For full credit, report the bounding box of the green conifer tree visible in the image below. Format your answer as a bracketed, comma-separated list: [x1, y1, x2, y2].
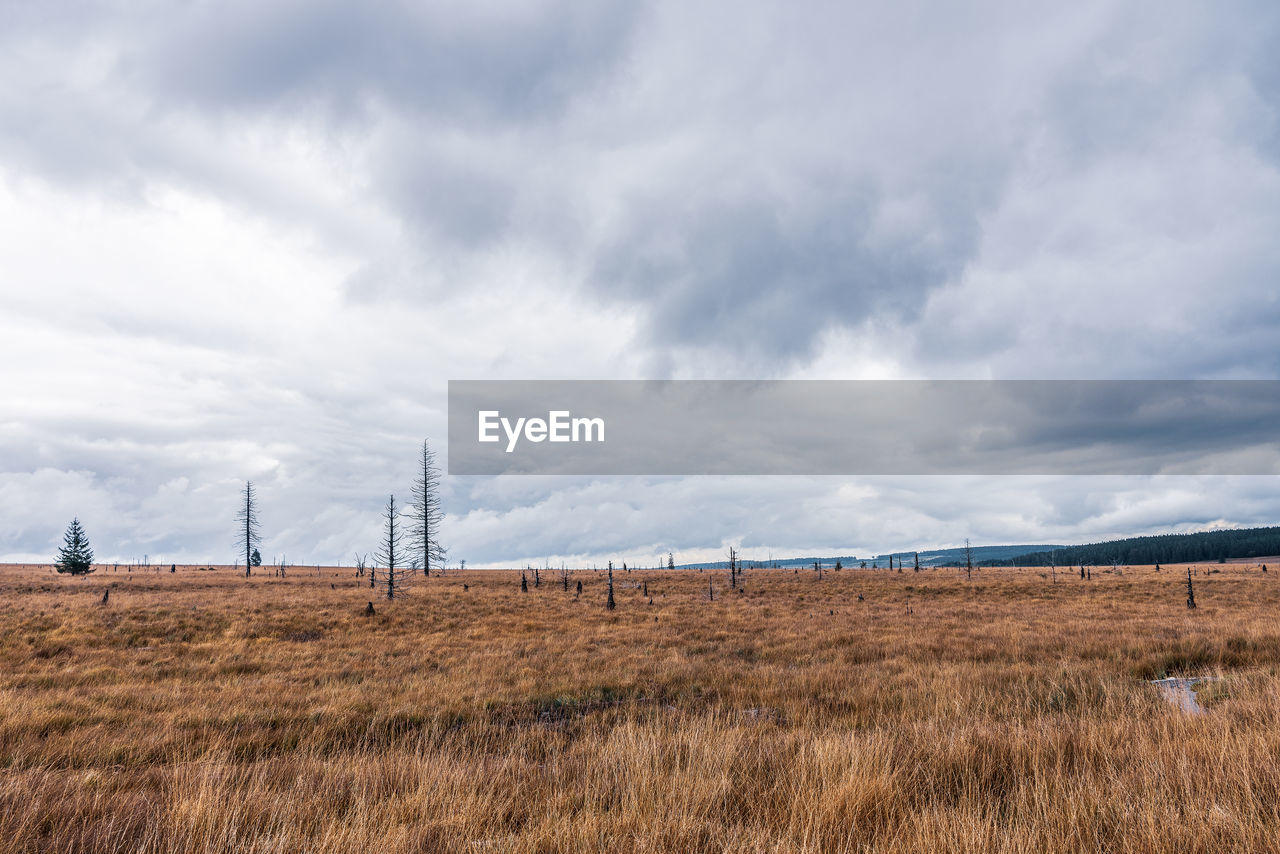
[55, 518, 95, 575]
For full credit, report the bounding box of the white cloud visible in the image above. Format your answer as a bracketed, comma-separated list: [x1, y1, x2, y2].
[2, 1, 1279, 564]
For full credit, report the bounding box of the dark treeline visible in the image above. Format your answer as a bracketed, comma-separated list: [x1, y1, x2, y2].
[993, 526, 1280, 567]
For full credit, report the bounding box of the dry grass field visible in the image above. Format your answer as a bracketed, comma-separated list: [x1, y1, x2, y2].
[3, 561, 1280, 853]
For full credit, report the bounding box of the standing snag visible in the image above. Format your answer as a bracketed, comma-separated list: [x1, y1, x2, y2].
[373, 494, 410, 600]
[55, 518, 95, 575]
[1186, 568, 1196, 609]
[607, 561, 616, 610]
[407, 440, 447, 577]
[236, 481, 262, 579]
[521, 572, 528, 593]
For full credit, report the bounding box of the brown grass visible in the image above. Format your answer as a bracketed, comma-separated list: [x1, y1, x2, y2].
[2, 561, 1280, 852]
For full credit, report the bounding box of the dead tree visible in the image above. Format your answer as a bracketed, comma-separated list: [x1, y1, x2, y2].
[607, 562, 616, 610]
[236, 480, 262, 578]
[964, 538, 973, 581]
[1186, 568, 1196, 609]
[914, 552, 920, 572]
[521, 572, 528, 593]
[373, 494, 409, 600]
[408, 439, 446, 576]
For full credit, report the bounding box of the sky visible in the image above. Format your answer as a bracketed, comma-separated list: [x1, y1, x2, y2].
[2, 0, 1279, 567]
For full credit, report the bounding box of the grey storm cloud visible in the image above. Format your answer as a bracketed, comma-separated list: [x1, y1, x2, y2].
[130, 0, 642, 123]
[3, 0, 1279, 365]
[2, 1, 1280, 566]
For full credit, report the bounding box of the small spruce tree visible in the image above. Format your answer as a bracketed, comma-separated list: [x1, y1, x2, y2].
[55, 518, 95, 575]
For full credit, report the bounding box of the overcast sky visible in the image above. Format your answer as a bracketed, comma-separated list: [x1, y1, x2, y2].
[3, 1, 1279, 567]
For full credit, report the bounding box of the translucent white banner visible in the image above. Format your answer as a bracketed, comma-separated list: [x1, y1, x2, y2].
[447, 380, 1280, 475]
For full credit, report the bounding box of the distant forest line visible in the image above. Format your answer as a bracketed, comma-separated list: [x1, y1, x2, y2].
[992, 526, 1280, 567]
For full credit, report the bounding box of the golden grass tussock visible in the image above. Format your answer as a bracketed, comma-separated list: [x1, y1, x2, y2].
[2, 561, 1280, 852]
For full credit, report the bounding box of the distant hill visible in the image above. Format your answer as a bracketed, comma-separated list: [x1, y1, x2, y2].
[992, 526, 1280, 567]
[891, 544, 1066, 567]
[668, 528, 1280, 571]
[677, 544, 1063, 571]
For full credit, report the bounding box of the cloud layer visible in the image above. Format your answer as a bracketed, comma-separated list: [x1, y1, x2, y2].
[2, 1, 1279, 564]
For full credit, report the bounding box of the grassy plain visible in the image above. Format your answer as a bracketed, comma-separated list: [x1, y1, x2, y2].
[2, 561, 1279, 852]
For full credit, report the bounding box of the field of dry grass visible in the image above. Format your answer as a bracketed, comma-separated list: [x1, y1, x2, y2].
[3, 560, 1280, 852]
